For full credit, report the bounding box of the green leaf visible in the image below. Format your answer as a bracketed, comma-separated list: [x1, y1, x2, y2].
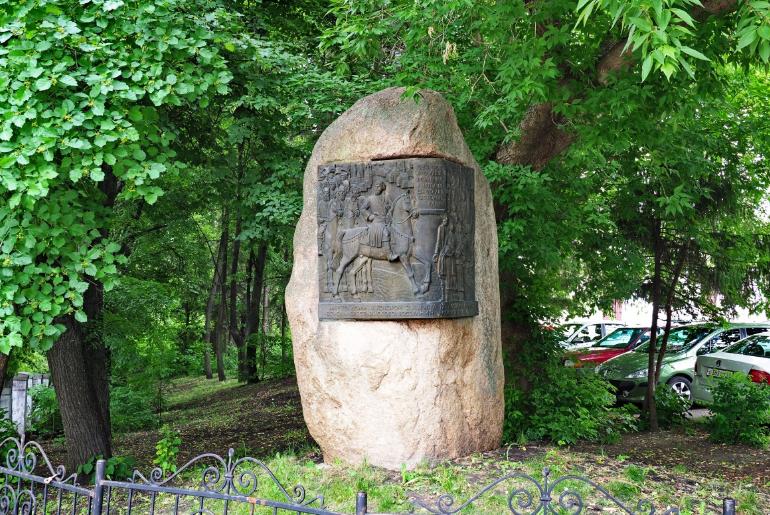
[68, 139, 92, 150]
[760, 40, 770, 62]
[60, 75, 78, 87]
[128, 106, 143, 122]
[680, 46, 709, 61]
[737, 28, 757, 50]
[90, 169, 105, 181]
[8, 333, 22, 350]
[74, 310, 87, 323]
[671, 8, 695, 28]
[35, 78, 52, 91]
[641, 55, 653, 81]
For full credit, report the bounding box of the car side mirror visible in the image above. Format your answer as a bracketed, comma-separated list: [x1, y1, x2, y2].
[696, 345, 711, 356]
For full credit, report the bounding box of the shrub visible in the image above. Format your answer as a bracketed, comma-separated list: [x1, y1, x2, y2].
[708, 372, 770, 447]
[504, 366, 638, 445]
[653, 386, 689, 429]
[110, 385, 158, 433]
[0, 410, 19, 463]
[78, 454, 136, 482]
[154, 424, 182, 476]
[28, 384, 62, 438]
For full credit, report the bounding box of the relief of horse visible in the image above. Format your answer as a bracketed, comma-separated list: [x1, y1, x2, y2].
[332, 193, 430, 296]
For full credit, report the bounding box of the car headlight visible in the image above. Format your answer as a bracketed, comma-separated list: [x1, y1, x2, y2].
[564, 359, 574, 367]
[627, 368, 648, 379]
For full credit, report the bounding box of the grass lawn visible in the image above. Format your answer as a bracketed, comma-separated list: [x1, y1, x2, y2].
[44, 376, 770, 514]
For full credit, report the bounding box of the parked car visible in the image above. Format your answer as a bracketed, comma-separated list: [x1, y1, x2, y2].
[596, 322, 770, 403]
[557, 320, 626, 350]
[563, 326, 655, 369]
[692, 332, 770, 404]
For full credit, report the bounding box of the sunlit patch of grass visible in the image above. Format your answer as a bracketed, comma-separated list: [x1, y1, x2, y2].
[732, 486, 763, 515]
[165, 377, 239, 407]
[607, 480, 641, 501]
[677, 496, 709, 515]
[624, 464, 648, 483]
[672, 463, 688, 475]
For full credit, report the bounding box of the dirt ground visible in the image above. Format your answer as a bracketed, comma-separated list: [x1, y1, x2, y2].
[40, 376, 769, 513]
[124, 377, 769, 483]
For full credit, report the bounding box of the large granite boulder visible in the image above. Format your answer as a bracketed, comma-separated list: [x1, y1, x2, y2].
[285, 87, 503, 470]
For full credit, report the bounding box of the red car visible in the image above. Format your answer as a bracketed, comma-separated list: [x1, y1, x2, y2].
[563, 327, 654, 368]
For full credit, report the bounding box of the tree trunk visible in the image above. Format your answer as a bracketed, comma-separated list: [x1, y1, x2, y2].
[246, 244, 268, 383]
[214, 213, 230, 382]
[203, 241, 224, 380]
[654, 244, 688, 383]
[0, 352, 10, 399]
[238, 249, 254, 382]
[228, 213, 243, 374]
[260, 282, 269, 372]
[280, 301, 287, 367]
[47, 285, 112, 471]
[262, 283, 270, 335]
[644, 220, 663, 431]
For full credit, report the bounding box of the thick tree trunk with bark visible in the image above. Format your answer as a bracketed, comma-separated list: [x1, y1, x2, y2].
[47, 285, 112, 471]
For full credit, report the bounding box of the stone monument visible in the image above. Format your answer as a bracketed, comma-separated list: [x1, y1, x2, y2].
[286, 87, 504, 470]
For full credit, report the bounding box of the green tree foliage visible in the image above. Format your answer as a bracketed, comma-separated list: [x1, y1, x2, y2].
[0, 0, 234, 352]
[320, 1, 770, 332]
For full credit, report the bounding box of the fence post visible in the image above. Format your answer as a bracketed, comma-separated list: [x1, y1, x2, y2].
[11, 373, 29, 435]
[722, 498, 736, 515]
[93, 459, 107, 515]
[355, 491, 367, 515]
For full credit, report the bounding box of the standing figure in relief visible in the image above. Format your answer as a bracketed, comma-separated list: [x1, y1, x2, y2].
[360, 180, 392, 256]
[434, 215, 457, 297]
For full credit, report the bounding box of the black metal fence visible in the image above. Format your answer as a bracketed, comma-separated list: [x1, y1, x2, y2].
[0, 437, 738, 514]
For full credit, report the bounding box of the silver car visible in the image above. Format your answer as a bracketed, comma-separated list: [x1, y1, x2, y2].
[692, 332, 770, 404]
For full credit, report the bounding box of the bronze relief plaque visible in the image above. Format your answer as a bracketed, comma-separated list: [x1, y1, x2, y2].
[317, 157, 478, 319]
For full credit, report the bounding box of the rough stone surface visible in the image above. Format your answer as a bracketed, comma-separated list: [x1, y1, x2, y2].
[285, 87, 504, 470]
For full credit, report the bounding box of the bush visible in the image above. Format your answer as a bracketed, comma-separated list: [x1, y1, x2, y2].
[28, 384, 62, 438]
[78, 454, 136, 482]
[504, 366, 638, 445]
[154, 424, 181, 475]
[0, 409, 19, 463]
[653, 386, 689, 429]
[708, 372, 770, 447]
[110, 385, 158, 433]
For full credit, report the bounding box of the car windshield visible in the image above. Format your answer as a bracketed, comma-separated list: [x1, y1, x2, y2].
[596, 328, 643, 349]
[635, 326, 713, 354]
[725, 335, 770, 358]
[556, 323, 581, 339]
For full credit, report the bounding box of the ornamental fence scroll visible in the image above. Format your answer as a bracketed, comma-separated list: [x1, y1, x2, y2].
[0, 437, 738, 515]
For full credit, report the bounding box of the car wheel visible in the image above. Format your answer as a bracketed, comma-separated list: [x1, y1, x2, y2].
[667, 376, 693, 403]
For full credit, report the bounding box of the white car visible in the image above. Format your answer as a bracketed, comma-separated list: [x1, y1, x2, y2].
[557, 320, 626, 350]
[692, 332, 770, 404]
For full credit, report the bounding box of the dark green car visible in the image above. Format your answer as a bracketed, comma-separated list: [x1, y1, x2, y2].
[596, 322, 770, 402]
